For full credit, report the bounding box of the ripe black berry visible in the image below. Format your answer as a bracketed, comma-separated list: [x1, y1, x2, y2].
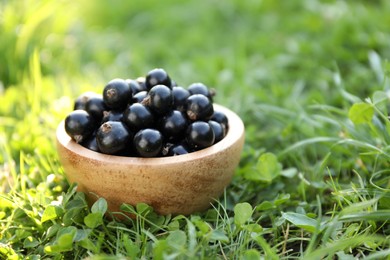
[186, 121, 215, 150]
[162, 142, 191, 156]
[73, 91, 100, 110]
[172, 86, 190, 112]
[145, 68, 172, 90]
[142, 85, 173, 114]
[208, 120, 226, 143]
[186, 94, 214, 121]
[101, 110, 123, 123]
[65, 110, 96, 143]
[85, 96, 107, 121]
[134, 129, 163, 157]
[126, 78, 146, 95]
[211, 110, 228, 131]
[122, 103, 155, 131]
[131, 91, 147, 103]
[158, 110, 188, 140]
[103, 78, 132, 110]
[81, 133, 100, 152]
[188, 82, 214, 100]
[96, 121, 132, 155]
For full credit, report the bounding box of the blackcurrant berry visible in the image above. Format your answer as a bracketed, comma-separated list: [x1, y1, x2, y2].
[172, 86, 190, 112]
[162, 142, 191, 156]
[186, 94, 214, 121]
[122, 103, 155, 131]
[73, 91, 100, 110]
[186, 121, 215, 150]
[103, 78, 132, 110]
[81, 132, 100, 152]
[145, 68, 172, 90]
[136, 77, 146, 90]
[131, 91, 147, 103]
[96, 121, 132, 155]
[85, 96, 107, 121]
[101, 110, 123, 123]
[188, 82, 214, 100]
[208, 120, 226, 143]
[158, 110, 188, 140]
[134, 129, 163, 157]
[211, 110, 228, 132]
[126, 78, 146, 95]
[65, 110, 96, 143]
[142, 85, 173, 114]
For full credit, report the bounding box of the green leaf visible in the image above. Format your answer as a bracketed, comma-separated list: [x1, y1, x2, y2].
[348, 102, 374, 124]
[243, 249, 261, 260]
[79, 238, 98, 253]
[120, 203, 136, 213]
[192, 217, 211, 235]
[253, 153, 282, 182]
[84, 212, 103, 228]
[274, 193, 291, 206]
[234, 202, 253, 227]
[136, 203, 152, 215]
[282, 212, 320, 233]
[243, 223, 263, 233]
[44, 227, 76, 254]
[372, 91, 388, 111]
[41, 205, 63, 223]
[153, 240, 168, 260]
[166, 230, 187, 248]
[63, 206, 85, 226]
[45, 224, 61, 239]
[23, 236, 39, 248]
[123, 234, 140, 259]
[209, 230, 229, 243]
[74, 229, 91, 242]
[91, 197, 108, 214]
[256, 201, 274, 211]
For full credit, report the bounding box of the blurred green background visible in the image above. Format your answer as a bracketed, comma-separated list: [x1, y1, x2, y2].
[3, 0, 390, 98]
[2, 0, 390, 157]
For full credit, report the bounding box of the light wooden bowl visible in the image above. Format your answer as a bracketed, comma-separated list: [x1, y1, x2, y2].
[56, 104, 245, 216]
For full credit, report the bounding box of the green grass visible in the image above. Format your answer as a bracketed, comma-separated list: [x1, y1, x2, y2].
[1, 0, 390, 259]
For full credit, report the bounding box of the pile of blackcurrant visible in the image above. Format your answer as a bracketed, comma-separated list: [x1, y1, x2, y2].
[64, 68, 229, 157]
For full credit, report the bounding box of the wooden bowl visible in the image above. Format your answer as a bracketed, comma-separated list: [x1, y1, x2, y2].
[56, 104, 245, 216]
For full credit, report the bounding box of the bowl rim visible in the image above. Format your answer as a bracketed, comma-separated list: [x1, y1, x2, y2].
[57, 104, 245, 166]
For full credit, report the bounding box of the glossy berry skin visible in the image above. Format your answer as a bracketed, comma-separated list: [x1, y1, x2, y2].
[96, 121, 132, 155]
[65, 110, 96, 143]
[186, 94, 214, 121]
[145, 68, 172, 90]
[81, 133, 100, 152]
[142, 85, 173, 114]
[169, 143, 190, 156]
[101, 110, 123, 123]
[122, 103, 155, 131]
[158, 110, 188, 140]
[208, 120, 225, 143]
[188, 82, 213, 100]
[131, 91, 147, 103]
[186, 121, 215, 150]
[85, 96, 107, 121]
[134, 129, 163, 157]
[172, 86, 190, 112]
[162, 142, 190, 156]
[126, 79, 146, 95]
[211, 110, 228, 131]
[73, 91, 100, 110]
[103, 78, 132, 110]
